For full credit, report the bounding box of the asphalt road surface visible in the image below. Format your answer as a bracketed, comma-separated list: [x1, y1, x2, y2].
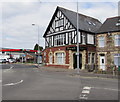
[1, 64, 119, 101]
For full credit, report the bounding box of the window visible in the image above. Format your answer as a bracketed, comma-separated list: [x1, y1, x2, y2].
[82, 34, 86, 44]
[56, 52, 65, 64]
[115, 35, 120, 46]
[88, 53, 91, 63]
[49, 53, 53, 64]
[114, 54, 120, 67]
[69, 33, 72, 44]
[54, 34, 65, 46]
[87, 34, 94, 44]
[98, 36, 105, 47]
[88, 53, 95, 64]
[49, 37, 52, 47]
[55, 19, 64, 28]
[91, 53, 95, 63]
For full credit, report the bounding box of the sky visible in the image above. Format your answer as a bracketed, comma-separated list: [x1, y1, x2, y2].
[0, 0, 119, 49]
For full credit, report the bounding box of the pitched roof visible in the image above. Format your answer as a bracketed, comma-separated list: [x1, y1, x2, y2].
[58, 6, 102, 33]
[43, 6, 102, 37]
[97, 16, 120, 34]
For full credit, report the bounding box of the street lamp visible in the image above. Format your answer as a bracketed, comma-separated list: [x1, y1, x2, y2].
[76, 1, 80, 74]
[32, 23, 40, 67]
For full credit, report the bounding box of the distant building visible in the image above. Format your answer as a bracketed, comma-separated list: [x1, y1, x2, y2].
[96, 16, 120, 71]
[0, 48, 38, 63]
[43, 6, 102, 69]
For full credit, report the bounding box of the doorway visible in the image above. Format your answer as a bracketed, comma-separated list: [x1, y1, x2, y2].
[100, 56, 105, 70]
[73, 53, 82, 69]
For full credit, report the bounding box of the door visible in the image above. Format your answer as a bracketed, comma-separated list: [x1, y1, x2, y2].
[100, 56, 105, 70]
[73, 53, 82, 69]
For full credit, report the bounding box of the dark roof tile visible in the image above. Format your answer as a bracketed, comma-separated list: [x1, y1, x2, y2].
[97, 16, 120, 33]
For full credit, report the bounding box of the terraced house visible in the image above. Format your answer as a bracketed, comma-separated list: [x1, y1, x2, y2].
[96, 16, 120, 71]
[43, 6, 102, 69]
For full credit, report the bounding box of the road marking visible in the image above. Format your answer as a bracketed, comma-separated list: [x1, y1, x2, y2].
[91, 87, 118, 91]
[79, 86, 91, 100]
[3, 80, 23, 86]
[83, 86, 91, 90]
[3, 65, 14, 72]
[0, 80, 2, 83]
[82, 90, 90, 94]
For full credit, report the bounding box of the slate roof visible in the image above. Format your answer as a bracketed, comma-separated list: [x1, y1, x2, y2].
[97, 16, 120, 34]
[43, 6, 102, 37]
[58, 7, 102, 33]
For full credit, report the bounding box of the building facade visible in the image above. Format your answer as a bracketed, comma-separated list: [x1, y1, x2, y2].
[43, 6, 102, 69]
[96, 16, 120, 71]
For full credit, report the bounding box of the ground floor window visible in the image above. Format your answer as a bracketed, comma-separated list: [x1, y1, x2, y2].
[114, 53, 120, 67]
[56, 52, 65, 64]
[88, 52, 95, 64]
[49, 53, 53, 64]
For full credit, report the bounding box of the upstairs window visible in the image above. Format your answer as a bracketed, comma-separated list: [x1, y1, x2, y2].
[98, 36, 105, 47]
[82, 34, 86, 44]
[54, 34, 65, 46]
[87, 34, 94, 44]
[115, 34, 120, 46]
[55, 19, 64, 28]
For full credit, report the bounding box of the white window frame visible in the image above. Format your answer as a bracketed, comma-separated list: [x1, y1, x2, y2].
[87, 34, 94, 44]
[56, 52, 65, 65]
[114, 53, 120, 67]
[54, 34, 65, 46]
[114, 34, 120, 46]
[82, 34, 86, 44]
[98, 36, 105, 47]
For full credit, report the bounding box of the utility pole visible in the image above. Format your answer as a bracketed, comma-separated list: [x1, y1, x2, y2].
[32, 24, 40, 68]
[76, 0, 80, 74]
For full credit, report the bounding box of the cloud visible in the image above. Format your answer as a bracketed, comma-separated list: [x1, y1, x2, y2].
[1, 1, 118, 49]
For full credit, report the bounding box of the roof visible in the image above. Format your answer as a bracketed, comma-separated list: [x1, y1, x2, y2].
[97, 16, 120, 34]
[43, 6, 102, 37]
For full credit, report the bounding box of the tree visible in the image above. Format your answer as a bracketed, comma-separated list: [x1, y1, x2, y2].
[34, 44, 43, 51]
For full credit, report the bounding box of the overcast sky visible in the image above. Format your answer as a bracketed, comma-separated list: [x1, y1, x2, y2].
[0, 0, 119, 49]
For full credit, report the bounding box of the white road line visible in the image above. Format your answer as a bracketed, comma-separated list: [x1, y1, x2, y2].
[82, 90, 90, 94]
[3, 66, 14, 72]
[91, 87, 118, 91]
[83, 86, 91, 90]
[0, 80, 2, 83]
[79, 86, 91, 100]
[3, 80, 23, 86]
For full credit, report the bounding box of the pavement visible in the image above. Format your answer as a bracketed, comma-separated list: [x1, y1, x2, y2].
[38, 65, 119, 79]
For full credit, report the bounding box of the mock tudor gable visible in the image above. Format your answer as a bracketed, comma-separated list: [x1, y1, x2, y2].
[43, 6, 102, 70]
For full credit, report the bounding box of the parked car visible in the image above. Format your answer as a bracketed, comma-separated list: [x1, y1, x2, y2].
[0, 59, 6, 63]
[8, 59, 16, 63]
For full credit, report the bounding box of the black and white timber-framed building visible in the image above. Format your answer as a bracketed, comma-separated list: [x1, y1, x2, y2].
[43, 6, 102, 69]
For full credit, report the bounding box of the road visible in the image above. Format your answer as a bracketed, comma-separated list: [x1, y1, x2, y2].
[1, 64, 119, 101]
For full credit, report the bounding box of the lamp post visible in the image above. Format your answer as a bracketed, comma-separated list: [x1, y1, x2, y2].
[76, 1, 80, 74]
[32, 23, 40, 67]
